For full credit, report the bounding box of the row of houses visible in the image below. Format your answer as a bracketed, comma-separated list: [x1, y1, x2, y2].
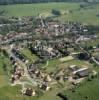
[9, 56, 24, 83]
[11, 48, 28, 63]
[69, 65, 92, 79]
[30, 41, 62, 60]
[10, 48, 53, 92]
[35, 19, 89, 37]
[29, 40, 73, 60]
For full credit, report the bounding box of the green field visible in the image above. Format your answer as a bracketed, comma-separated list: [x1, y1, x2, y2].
[20, 48, 39, 63]
[42, 58, 93, 73]
[59, 56, 74, 62]
[0, 3, 99, 25]
[80, 38, 99, 47]
[64, 78, 99, 100]
[0, 3, 79, 17]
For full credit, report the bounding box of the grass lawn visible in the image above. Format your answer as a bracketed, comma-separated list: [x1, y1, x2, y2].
[60, 59, 92, 68]
[42, 59, 62, 73]
[59, 56, 74, 62]
[38, 85, 61, 100]
[43, 58, 92, 73]
[20, 48, 39, 63]
[0, 53, 12, 83]
[0, 3, 99, 25]
[0, 84, 39, 100]
[80, 38, 99, 48]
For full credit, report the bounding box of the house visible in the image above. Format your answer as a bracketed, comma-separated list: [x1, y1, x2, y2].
[44, 75, 52, 82]
[69, 65, 79, 72]
[75, 68, 90, 78]
[16, 66, 24, 74]
[11, 48, 27, 62]
[11, 75, 15, 83]
[40, 83, 50, 91]
[11, 74, 20, 83]
[22, 88, 36, 96]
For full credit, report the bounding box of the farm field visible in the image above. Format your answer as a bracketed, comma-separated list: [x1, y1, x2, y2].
[0, 3, 99, 25]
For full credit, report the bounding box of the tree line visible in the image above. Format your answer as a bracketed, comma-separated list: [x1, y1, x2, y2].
[0, 0, 99, 5]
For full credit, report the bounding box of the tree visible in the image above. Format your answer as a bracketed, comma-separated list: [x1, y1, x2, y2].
[2, 63, 7, 72]
[52, 9, 61, 16]
[2, 49, 9, 57]
[0, 0, 98, 5]
[77, 52, 90, 60]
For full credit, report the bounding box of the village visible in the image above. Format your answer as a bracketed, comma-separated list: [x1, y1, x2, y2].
[0, 16, 99, 99]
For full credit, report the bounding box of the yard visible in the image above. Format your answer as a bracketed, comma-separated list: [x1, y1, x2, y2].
[20, 48, 39, 63]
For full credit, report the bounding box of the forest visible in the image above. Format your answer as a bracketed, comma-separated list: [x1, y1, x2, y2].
[0, 0, 99, 5]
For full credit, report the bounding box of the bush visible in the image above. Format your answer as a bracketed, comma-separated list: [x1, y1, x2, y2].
[52, 9, 61, 16]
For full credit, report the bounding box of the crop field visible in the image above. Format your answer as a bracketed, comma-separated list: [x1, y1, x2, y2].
[0, 3, 99, 25]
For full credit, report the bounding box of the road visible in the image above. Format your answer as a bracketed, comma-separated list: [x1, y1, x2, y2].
[92, 57, 99, 65]
[7, 48, 38, 86]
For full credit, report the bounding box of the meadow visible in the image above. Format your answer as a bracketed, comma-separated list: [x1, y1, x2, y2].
[0, 2, 99, 25]
[64, 78, 99, 100]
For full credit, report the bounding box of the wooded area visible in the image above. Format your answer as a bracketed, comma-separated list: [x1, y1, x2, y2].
[0, 0, 99, 5]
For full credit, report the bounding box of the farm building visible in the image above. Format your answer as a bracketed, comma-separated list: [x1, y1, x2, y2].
[75, 68, 91, 78]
